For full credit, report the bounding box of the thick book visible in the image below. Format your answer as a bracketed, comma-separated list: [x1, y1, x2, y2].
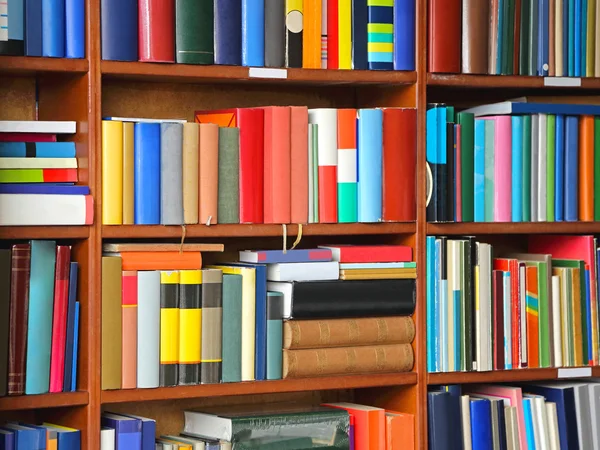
[179, 270, 201, 385]
[201, 269, 223, 384]
[0, 250, 10, 397]
[385, 411, 414, 450]
[63, 262, 78, 392]
[104, 251, 202, 271]
[214, 0, 241, 65]
[182, 123, 199, 224]
[266, 261, 340, 282]
[290, 106, 309, 224]
[101, 414, 142, 450]
[199, 123, 219, 225]
[160, 271, 179, 387]
[325, 403, 384, 450]
[266, 291, 283, 380]
[102, 120, 123, 225]
[101, 0, 138, 61]
[240, 248, 332, 264]
[160, 122, 184, 225]
[357, 109, 383, 222]
[241, 0, 265, 66]
[121, 271, 137, 389]
[65, 0, 84, 58]
[217, 127, 240, 224]
[0, 141, 75, 157]
[222, 274, 243, 383]
[264, 0, 285, 67]
[470, 398, 493, 449]
[367, 0, 393, 69]
[139, 0, 175, 62]
[428, 391, 453, 450]
[102, 257, 122, 390]
[394, 0, 416, 70]
[42, 0, 65, 57]
[337, 109, 358, 223]
[0, 168, 77, 183]
[49, 246, 71, 392]
[176, 0, 213, 64]
[321, 245, 412, 263]
[137, 271, 160, 389]
[263, 107, 291, 224]
[134, 123, 161, 224]
[428, 0, 461, 72]
[25, 0, 42, 56]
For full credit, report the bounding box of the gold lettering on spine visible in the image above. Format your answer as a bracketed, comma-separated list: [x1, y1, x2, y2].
[318, 321, 331, 345]
[346, 348, 357, 372]
[316, 349, 327, 374]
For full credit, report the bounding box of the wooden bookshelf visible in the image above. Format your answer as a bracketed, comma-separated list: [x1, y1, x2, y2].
[428, 73, 600, 89]
[428, 368, 567, 385]
[0, 391, 88, 412]
[0, 56, 89, 76]
[427, 222, 600, 235]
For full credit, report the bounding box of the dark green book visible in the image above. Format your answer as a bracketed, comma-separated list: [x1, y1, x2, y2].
[221, 274, 242, 382]
[217, 127, 240, 224]
[457, 112, 475, 222]
[201, 269, 223, 384]
[528, 0, 538, 75]
[175, 0, 214, 64]
[522, 115, 532, 221]
[594, 118, 600, 220]
[519, 0, 530, 74]
[506, 0, 515, 74]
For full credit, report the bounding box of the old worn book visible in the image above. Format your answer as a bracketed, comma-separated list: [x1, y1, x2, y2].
[0, 250, 10, 396]
[201, 269, 223, 384]
[217, 127, 240, 224]
[101, 256, 122, 390]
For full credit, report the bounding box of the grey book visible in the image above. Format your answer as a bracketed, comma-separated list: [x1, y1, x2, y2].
[217, 128, 240, 224]
[201, 269, 223, 384]
[221, 274, 242, 383]
[266, 292, 283, 380]
[160, 122, 184, 225]
[264, 0, 285, 68]
[137, 271, 161, 389]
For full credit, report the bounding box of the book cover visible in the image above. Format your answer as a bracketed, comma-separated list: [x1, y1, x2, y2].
[214, 0, 242, 65]
[179, 270, 201, 385]
[139, 0, 175, 62]
[160, 122, 184, 225]
[357, 109, 383, 223]
[175, 0, 213, 64]
[201, 269, 223, 384]
[160, 271, 179, 387]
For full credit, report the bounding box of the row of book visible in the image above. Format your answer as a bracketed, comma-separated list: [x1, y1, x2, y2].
[0, 0, 84, 58]
[0, 422, 80, 449]
[101, 0, 416, 71]
[427, 99, 600, 223]
[429, 0, 600, 77]
[429, 382, 600, 449]
[101, 402, 415, 450]
[102, 107, 416, 226]
[0, 120, 93, 226]
[0, 241, 81, 396]
[427, 235, 600, 374]
[101, 244, 416, 390]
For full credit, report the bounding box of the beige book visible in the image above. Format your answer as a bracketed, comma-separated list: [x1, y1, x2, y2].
[199, 123, 219, 225]
[555, 0, 563, 76]
[505, 406, 520, 450]
[546, 402, 560, 450]
[461, 396, 473, 450]
[122, 122, 135, 224]
[182, 123, 200, 224]
[101, 256, 122, 390]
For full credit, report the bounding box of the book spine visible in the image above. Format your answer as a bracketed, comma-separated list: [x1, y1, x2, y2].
[302, 0, 321, 68]
[587, 0, 596, 76]
[42, 0, 65, 57]
[100, 0, 138, 61]
[555, 115, 565, 221]
[102, 121, 123, 225]
[594, 118, 600, 220]
[394, 0, 416, 70]
[357, 109, 383, 223]
[182, 123, 200, 224]
[0, 194, 93, 226]
[494, 117, 512, 222]
[1, 0, 24, 56]
[327, 0, 338, 68]
[547, 115, 556, 222]
[0, 168, 77, 183]
[136, 271, 160, 389]
[199, 123, 219, 225]
[0, 251, 10, 397]
[337, 109, 358, 223]
[214, 0, 242, 65]
[139, 0, 175, 62]
[160, 271, 179, 387]
[290, 107, 309, 224]
[238, 109, 265, 223]
[201, 269, 223, 384]
[579, 116, 594, 221]
[25, 0, 42, 56]
[337, 0, 351, 69]
[62, 262, 77, 392]
[308, 124, 319, 222]
[65, 0, 84, 58]
[367, 0, 393, 70]
[351, 0, 368, 69]
[426, 108, 439, 222]
[160, 122, 184, 225]
[266, 292, 283, 380]
[222, 274, 243, 382]
[526, 266, 540, 368]
[175, 0, 213, 64]
[321, 0, 328, 68]
[0, 141, 74, 157]
[101, 257, 122, 390]
[565, 116, 579, 221]
[241, 0, 265, 66]
[122, 122, 135, 225]
[121, 271, 138, 389]
[71, 301, 79, 391]
[179, 270, 201, 385]
[134, 123, 161, 225]
[217, 127, 240, 224]
[484, 120, 495, 222]
[49, 246, 71, 393]
[285, 0, 303, 67]
[511, 116, 523, 222]
[428, 0, 460, 72]
[264, 0, 285, 67]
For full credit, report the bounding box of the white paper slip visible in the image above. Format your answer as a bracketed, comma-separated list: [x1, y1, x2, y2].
[103, 117, 187, 123]
[0, 120, 77, 134]
[543, 77, 582, 87]
[557, 367, 592, 378]
[248, 67, 288, 79]
[0, 157, 78, 169]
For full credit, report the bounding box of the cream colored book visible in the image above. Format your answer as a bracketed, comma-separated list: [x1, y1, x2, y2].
[551, 276, 562, 367]
[461, 395, 473, 450]
[182, 123, 200, 224]
[546, 402, 560, 450]
[0, 157, 77, 168]
[555, 0, 563, 76]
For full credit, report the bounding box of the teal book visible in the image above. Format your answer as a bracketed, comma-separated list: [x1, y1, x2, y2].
[546, 115, 556, 222]
[266, 291, 283, 380]
[221, 274, 243, 383]
[484, 120, 495, 222]
[25, 240, 57, 394]
[522, 115, 532, 221]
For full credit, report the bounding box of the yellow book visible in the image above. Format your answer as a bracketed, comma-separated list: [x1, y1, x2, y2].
[122, 122, 134, 224]
[179, 270, 202, 385]
[182, 123, 199, 224]
[339, 269, 416, 280]
[587, 0, 596, 77]
[209, 265, 256, 381]
[303, 0, 322, 68]
[338, 0, 352, 69]
[596, 1, 600, 76]
[102, 120, 123, 224]
[160, 271, 180, 387]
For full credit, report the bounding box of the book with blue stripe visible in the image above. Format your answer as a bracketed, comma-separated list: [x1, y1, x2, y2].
[565, 116, 579, 221]
[470, 398, 493, 449]
[555, 115, 565, 222]
[71, 301, 80, 392]
[393, 0, 415, 70]
[65, 0, 84, 58]
[134, 123, 161, 225]
[522, 398, 536, 450]
[63, 262, 78, 392]
[100, 0, 138, 61]
[537, 0, 549, 75]
[367, 0, 393, 70]
[511, 116, 523, 222]
[0, 184, 88, 195]
[426, 236, 435, 372]
[474, 118, 485, 222]
[0, 142, 76, 158]
[42, 0, 65, 57]
[357, 108, 383, 222]
[101, 414, 142, 450]
[241, 0, 265, 66]
[25, 0, 42, 56]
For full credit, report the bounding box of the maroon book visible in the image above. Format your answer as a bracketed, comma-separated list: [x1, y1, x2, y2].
[493, 269, 505, 371]
[138, 0, 175, 62]
[428, 0, 461, 73]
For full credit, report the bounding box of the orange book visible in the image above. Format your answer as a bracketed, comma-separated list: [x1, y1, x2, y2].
[323, 403, 385, 450]
[303, 0, 322, 68]
[199, 123, 219, 225]
[264, 106, 292, 224]
[337, 108, 358, 223]
[579, 116, 595, 221]
[121, 271, 137, 389]
[112, 252, 202, 271]
[385, 411, 414, 450]
[526, 266, 539, 368]
[290, 106, 309, 223]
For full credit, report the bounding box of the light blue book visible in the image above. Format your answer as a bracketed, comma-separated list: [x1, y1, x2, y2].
[433, 239, 442, 373]
[474, 119, 486, 222]
[266, 292, 283, 380]
[357, 109, 383, 223]
[453, 288, 460, 371]
[8, 0, 24, 42]
[484, 120, 495, 222]
[523, 398, 537, 450]
[241, 0, 265, 66]
[440, 278, 448, 373]
[71, 301, 80, 392]
[25, 240, 56, 395]
[0, 142, 76, 158]
[427, 236, 436, 373]
[555, 115, 565, 221]
[137, 271, 160, 389]
[511, 116, 523, 222]
[574, 0, 582, 77]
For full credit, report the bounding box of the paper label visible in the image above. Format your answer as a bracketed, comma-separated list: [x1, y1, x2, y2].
[543, 77, 582, 87]
[557, 367, 592, 378]
[248, 68, 288, 79]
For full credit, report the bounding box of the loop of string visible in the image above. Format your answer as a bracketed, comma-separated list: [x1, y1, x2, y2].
[282, 224, 288, 253]
[290, 223, 303, 250]
[179, 225, 187, 253]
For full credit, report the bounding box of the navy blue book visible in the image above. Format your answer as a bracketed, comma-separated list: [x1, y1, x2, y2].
[25, 0, 42, 56]
[427, 391, 452, 450]
[214, 0, 242, 65]
[101, 414, 142, 450]
[71, 301, 80, 392]
[563, 0, 569, 74]
[100, 0, 138, 61]
[0, 429, 14, 450]
[394, 0, 416, 70]
[65, 0, 85, 58]
[63, 262, 78, 392]
[0, 184, 89, 195]
[42, 0, 65, 57]
[431, 385, 463, 450]
[470, 398, 493, 450]
[495, 399, 507, 450]
[121, 415, 155, 450]
[565, 116, 579, 221]
[351, 0, 368, 70]
[134, 123, 161, 225]
[574, 0, 582, 76]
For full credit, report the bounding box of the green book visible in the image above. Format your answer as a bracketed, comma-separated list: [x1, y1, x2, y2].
[522, 115, 532, 221]
[338, 184, 358, 223]
[221, 274, 243, 383]
[484, 120, 495, 222]
[502, 0, 514, 74]
[266, 291, 283, 380]
[446, 106, 455, 123]
[218, 127, 240, 224]
[457, 113, 475, 222]
[594, 118, 600, 220]
[175, 0, 214, 64]
[309, 124, 319, 223]
[528, 0, 538, 75]
[519, 0, 531, 74]
[546, 115, 556, 222]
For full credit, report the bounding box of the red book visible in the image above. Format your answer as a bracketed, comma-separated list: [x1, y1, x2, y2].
[8, 244, 31, 396]
[382, 108, 416, 222]
[428, 0, 461, 73]
[121, 271, 138, 389]
[323, 403, 385, 450]
[494, 258, 520, 368]
[290, 106, 309, 224]
[327, 0, 339, 69]
[321, 245, 413, 263]
[42, 168, 78, 182]
[138, 0, 175, 62]
[263, 106, 291, 224]
[0, 133, 56, 142]
[49, 246, 71, 393]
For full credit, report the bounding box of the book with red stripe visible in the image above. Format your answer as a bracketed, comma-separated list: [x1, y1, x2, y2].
[121, 271, 138, 389]
[239, 248, 333, 264]
[49, 246, 71, 393]
[327, 0, 339, 69]
[320, 245, 413, 263]
[263, 106, 291, 224]
[0, 169, 77, 183]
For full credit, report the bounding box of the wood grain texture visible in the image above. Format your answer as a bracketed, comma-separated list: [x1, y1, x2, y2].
[427, 222, 600, 235]
[0, 57, 88, 75]
[0, 227, 90, 239]
[428, 73, 600, 89]
[0, 391, 88, 412]
[428, 368, 569, 385]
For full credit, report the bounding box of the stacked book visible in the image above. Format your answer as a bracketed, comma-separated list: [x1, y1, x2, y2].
[0, 120, 93, 226]
[0, 421, 81, 449]
[0, 241, 81, 396]
[426, 99, 600, 223]
[427, 235, 600, 373]
[429, 0, 600, 76]
[101, 0, 416, 71]
[0, 0, 84, 58]
[429, 382, 600, 449]
[102, 107, 416, 226]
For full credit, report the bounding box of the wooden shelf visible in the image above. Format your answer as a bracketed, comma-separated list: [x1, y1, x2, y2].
[0, 56, 89, 76]
[0, 391, 89, 412]
[101, 372, 418, 404]
[427, 73, 600, 89]
[101, 61, 417, 86]
[428, 369, 561, 385]
[427, 222, 600, 235]
[102, 222, 416, 239]
[0, 226, 90, 240]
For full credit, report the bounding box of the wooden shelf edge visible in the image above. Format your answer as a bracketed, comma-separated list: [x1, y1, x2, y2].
[428, 367, 600, 385]
[0, 391, 89, 411]
[0, 226, 90, 240]
[0, 56, 89, 75]
[101, 372, 418, 404]
[427, 222, 600, 235]
[427, 73, 600, 89]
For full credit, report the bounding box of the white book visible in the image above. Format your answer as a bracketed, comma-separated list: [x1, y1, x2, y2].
[546, 402, 560, 450]
[101, 428, 115, 450]
[461, 395, 473, 450]
[519, 264, 528, 368]
[308, 109, 338, 168]
[308, 124, 316, 223]
[551, 276, 563, 367]
[478, 243, 493, 371]
[0, 157, 78, 169]
[0, 194, 92, 225]
[266, 261, 339, 282]
[505, 406, 520, 450]
[447, 241, 456, 372]
[0, 120, 76, 134]
[137, 271, 161, 388]
[561, 383, 594, 449]
[587, 382, 600, 450]
[530, 114, 539, 222]
[103, 117, 187, 123]
[537, 113, 547, 221]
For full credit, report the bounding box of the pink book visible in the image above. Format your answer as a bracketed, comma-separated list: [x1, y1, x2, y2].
[0, 133, 57, 142]
[121, 271, 138, 389]
[49, 246, 71, 392]
[493, 116, 512, 222]
[455, 124, 462, 222]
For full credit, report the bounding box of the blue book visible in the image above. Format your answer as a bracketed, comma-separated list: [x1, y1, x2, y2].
[393, 0, 415, 70]
[582, 0, 587, 74]
[585, 269, 592, 363]
[5, 0, 24, 55]
[65, 0, 84, 58]
[555, 115, 565, 221]
[523, 399, 536, 450]
[25, 0, 42, 56]
[0, 142, 76, 158]
[497, 0, 503, 74]
[241, 0, 265, 66]
[357, 109, 383, 223]
[25, 240, 57, 395]
[426, 236, 436, 372]
[42, 0, 65, 57]
[474, 119, 485, 222]
[239, 249, 332, 264]
[352, 0, 368, 70]
[134, 123, 161, 225]
[453, 124, 459, 221]
[71, 301, 80, 392]
[426, 106, 441, 222]
[0, 184, 89, 195]
[63, 262, 78, 392]
[466, 101, 600, 117]
[368, 2, 394, 69]
[574, 0, 582, 76]
[434, 239, 441, 373]
[470, 398, 493, 450]
[496, 397, 508, 450]
[538, 0, 549, 75]
[50, 426, 79, 450]
[214, 0, 242, 65]
[511, 116, 523, 222]
[1, 425, 43, 450]
[565, 116, 579, 221]
[100, 0, 138, 61]
[101, 414, 142, 450]
[438, 385, 464, 450]
[568, 0, 575, 75]
[437, 107, 448, 220]
[427, 391, 453, 449]
[120, 415, 155, 450]
[0, 429, 14, 450]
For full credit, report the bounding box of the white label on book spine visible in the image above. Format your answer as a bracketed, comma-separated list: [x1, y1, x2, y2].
[557, 367, 592, 378]
[248, 68, 288, 79]
[543, 77, 582, 87]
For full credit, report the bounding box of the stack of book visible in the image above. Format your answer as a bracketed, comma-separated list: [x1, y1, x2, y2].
[429, 382, 600, 449]
[102, 107, 416, 226]
[0, 0, 84, 58]
[427, 234, 600, 373]
[426, 99, 600, 223]
[429, 0, 600, 76]
[0, 120, 93, 226]
[101, 0, 416, 71]
[0, 422, 81, 449]
[0, 241, 80, 396]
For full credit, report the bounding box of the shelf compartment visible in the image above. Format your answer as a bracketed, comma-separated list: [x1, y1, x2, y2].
[101, 372, 418, 404]
[0, 57, 89, 76]
[427, 367, 600, 385]
[427, 73, 600, 89]
[0, 391, 89, 412]
[0, 226, 90, 240]
[427, 222, 600, 235]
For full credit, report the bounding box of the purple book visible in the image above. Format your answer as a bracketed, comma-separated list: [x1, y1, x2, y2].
[238, 249, 333, 264]
[0, 184, 89, 195]
[349, 415, 355, 450]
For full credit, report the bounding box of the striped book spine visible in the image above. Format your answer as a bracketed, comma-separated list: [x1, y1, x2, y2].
[526, 265, 539, 368]
[121, 271, 137, 389]
[160, 271, 179, 387]
[321, 0, 328, 67]
[0, 1, 7, 42]
[178, 270, 201, 385]
[367, 0, 394, 70]
[337, 109, 358, 223]
[201, 269, 223, 384]
[338, 0, 351, 69]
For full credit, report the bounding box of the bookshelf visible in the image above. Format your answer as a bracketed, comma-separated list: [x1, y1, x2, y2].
[2, 0, 599, 448]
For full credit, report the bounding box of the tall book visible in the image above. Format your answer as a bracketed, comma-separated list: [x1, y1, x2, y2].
[134, 123, 161, 224]
[199, 123, 219, 225]
[222, 274, 243, 383]
[122, 122, 134, 224]
[241, 0, 265, 66]
[428, 0, 461, 72]
[121, 270, 137, 389]
[179, 270, 201, 385]
[201, 269, 223, 384]
[0, 250, 10, 397]
[290, 106, 309, 224]
[214, 0, 241, 65]
[264, 0, 285, 67]
[42, 0, 65, 57]
[137, 271, 160, 389]
[394, 0, 416, 70]
[49, 246, 71, 392]
[303, 0, 322, 68]
[102, 120, 123, 225]
[357, 109, 383, 223]
[101, 0, 138, 61]
[139, 0, 175, 62]
[266, 292, 283, 380]
[160, 122, 184, 225]
[160, 271, 179, 387]
[102, 256, 122, 390]
[217, 127, 240, 224]
[337, 109, 358, 223]
[182, 123, 199, 224]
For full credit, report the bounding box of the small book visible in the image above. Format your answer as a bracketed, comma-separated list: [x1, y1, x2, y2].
[239, 249, 332, 264]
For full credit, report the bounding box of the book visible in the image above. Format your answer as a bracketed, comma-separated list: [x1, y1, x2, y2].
[137, 271, 161, 389]
[241, 0, 265, 67]
[102, 120, 123, 225]
[266, 261, 340, 282]
[357, 109, 383, 222]
[104, 251, 202, 271]
[337, 109, 358, 223]
[160, 122, 184, 225]
[49, 246, 71, 392]
[100, 0, 138, 60]
[65, 0, 84, 58]
[103, 243, 223, 253]
[321, 245, 412, 263]
[182, 123, 199, 225]
[0, 120, 76, 134]
[214, 0, 241, 65]
[325, 403, 384, 450]
[159, 271, 179, 387]
[101, 413, 142, 450]
[199, 123, 219, 225]
[221, 274, 243, 383]
[239, 248, 332, 264]
[134, 122, 161, 224]
[42, 0, 65, 57]
[175, 0, 213, 64]
[217, 127, 240, 224]
[0, 250, 10, 397]
[290, 106, 309, 223]
[266, 291, 283, 380]
[138, 0, 175, 62]
[201, 269, 223, 384]
[0, 142, 74, 157]
[121, 270, 137, 389]
[178, 270, 201, 386]
[102, 257, 122, 390]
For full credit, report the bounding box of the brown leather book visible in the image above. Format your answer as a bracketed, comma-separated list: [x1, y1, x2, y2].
[428, 0, 461, 73]
[199, 123, 219, 225]
[0, 250, 11, 397]
[102, 256, 122, 390]
[7, 244, 30, 396]
[514, 0, 522, 73]
[461, 0, 490, 74]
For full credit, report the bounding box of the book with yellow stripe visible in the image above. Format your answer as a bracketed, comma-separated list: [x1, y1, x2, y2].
[338, 0, 351, 69]
[160, 271, 179, 387]
[367, 0, 394, 70]
[102, 120, 123, 224]
[201, 269, 223, 384]
[179, 270, 201, 386]
[339, 268, 417, 280]
[122, 122, 135, 224]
